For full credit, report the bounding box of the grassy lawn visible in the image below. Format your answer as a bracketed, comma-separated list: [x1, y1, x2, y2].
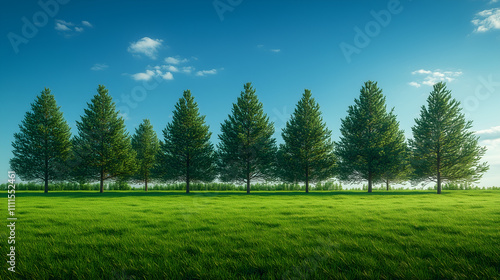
[2, 191, 500, 279]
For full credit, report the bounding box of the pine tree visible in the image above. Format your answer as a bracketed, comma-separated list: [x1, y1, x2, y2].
[10, 88, 72, 193]
[131, 119, 159, 191]
[72, 85, 136, 193]
[217, 83, 277, 194]
[409, 82, 488, 194]
[278, 89, 336, 192]
[335, 81, 405, 192]
[158, 90, 216, 193]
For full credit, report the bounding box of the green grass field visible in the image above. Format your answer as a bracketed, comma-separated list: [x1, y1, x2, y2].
[2, 191, 500, 279]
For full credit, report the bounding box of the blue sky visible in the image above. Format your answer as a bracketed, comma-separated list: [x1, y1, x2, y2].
[1, 0, 500, 187]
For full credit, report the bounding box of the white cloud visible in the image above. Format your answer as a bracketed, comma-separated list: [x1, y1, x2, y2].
[411, 69, 463, 87]
[128, 37, 163, 59]
[162, 72, 174, 80]
[81, 21, 92, 27]
[90, 63, 108, 71]
[165, 65, 179, 72]
[480, 138, 500, 165]
[270, 49, 281, 53]
[55, 20, 92, 35]
[476, 125, 500, 135]
[181, 66, 193, 74]
[131, 68, 174, 81]
[196, 69, 217, 76]
[55, 22, 71, 31]
[409, 82, 421, 88]
[472, 8, 500, 33]
[132, 70, 155, 81]
[165, 56, 188, 65]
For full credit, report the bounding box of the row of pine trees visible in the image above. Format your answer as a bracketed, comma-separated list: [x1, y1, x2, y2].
[10, 81, 488, 194]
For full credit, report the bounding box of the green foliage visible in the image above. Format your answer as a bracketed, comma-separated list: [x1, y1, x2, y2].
[409, 82, 489, 194]
[278, 89, 336, 192]
[217, 83, 277, 193]
[131, 119, 159, 191]
[157, 90, 216, 193]
[380, 111, 412, 190]
[8, 191, 500, 279]
[72, 85, 136, 192]
[10, 88, 72, 193]
[336, 81, 407, 192]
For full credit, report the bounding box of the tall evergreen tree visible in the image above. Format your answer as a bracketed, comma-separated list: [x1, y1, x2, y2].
[131, 119, 159, 191]
[278, 89, 336, 192]
[72, 85, 136, 193]
[10, 88, 71, 193]
[217, 83, 277, 194]
[158, 90, 216, 193]
[335, 81, 406, 192]
[409, 82, 488, 194]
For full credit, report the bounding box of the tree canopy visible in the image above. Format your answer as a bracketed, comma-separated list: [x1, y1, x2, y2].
[10, 88, 72, 193]
[410, 82, 489, 194]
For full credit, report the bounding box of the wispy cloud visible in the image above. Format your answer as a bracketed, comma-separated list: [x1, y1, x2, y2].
[128, 37, 163, 59]
[476, 125, 500, 135]
[196, 69, 217, 76]
[181, 66, 193, 74]
[165, 56, 188, 65]
[409, 81, 421, 88]
[55, 22, 71, 31]
[90, 63, 108, 71]
[257, 44, 282, 53]
[472, 8, 500, 32]
[410, 69, 463, 87]
[81, 21, 93, 28]
[54, 20, 92, 36]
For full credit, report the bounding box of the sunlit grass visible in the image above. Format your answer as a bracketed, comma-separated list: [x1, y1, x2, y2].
[3, 191, 500, 279]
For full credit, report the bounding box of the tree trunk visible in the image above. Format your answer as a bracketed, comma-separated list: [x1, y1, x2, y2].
[44, 156, 49, 193]
[246, 175, 250, 194]
[437, 151, 442, 194]
[145, 176, 148, 192]
[100, 168, 104, 193]
[305, 168, 309, 193]
[386, 179, 389, 191]
[186, 156, 190, 193]
[246, 157, 250, 194]
[368, 173, 373, 193]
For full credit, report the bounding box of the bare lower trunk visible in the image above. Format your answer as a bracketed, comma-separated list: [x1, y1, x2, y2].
[100, 168, 104, 193]
[437, 151, 442, 194]
[368, 173, 373, 193]
[386, 179, 389, 191]
[305, 167, 309, 193]
[145, 176, 148, 192]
